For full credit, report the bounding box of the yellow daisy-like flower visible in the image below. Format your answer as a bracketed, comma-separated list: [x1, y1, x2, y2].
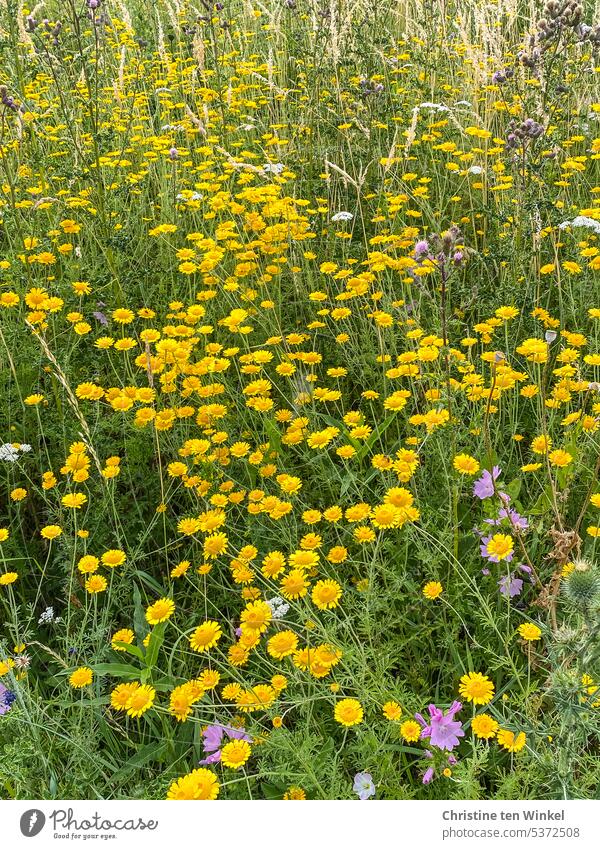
[283, 786, 306, 800]
[125, 683, 156, 718]
[110, 683, 140, 711]
[111, 629, 135, 651]
[496, 728, 526, 752]
[220, 739, 252, 769]
[311, 579, 342, 610]
[166, 768, 220, 800]
[422, 581, 443, 600]
[0, 572, 18, 586]
[145, 597, 175, 625]
[61, 492, 87, 509]
[40, 525, 62, 540]
[69, 667, 93, 688]
[471, 713, 499, 740]
[382, 701, 403, 721]
[548, 449, 573, 468]
[334, 697, 363, 727]
[484, 533, 513, 562]
[267, 630, 299, 660]
[517, 622, 542, 641]
[240, 600, 272, 633]
[101, 549, 126, 568]
[85, 574, 107, 594]
[400, 719, 422, 742]
[458, 671, 495, 705]
[453, 453, 480, 475]
[189, 620, 222, 652]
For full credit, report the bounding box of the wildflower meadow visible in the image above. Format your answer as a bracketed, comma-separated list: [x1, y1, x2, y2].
[1, 0, 600, 804]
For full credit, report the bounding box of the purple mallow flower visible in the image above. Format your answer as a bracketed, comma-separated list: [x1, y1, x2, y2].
[484, 507, 529, 530]
[422, 766, 435, 784]
[353, 772, 375, 800]
[415, 701, 464, 752]
[473, 466, 501, 499]
[199, 723, 252, 765]
[498, 573, 523, 598]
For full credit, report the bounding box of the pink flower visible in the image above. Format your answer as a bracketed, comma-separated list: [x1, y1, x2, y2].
[415, 701, 464, 751]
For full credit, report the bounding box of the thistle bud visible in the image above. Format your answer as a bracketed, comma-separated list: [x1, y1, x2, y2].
[563, 559, 600, 610]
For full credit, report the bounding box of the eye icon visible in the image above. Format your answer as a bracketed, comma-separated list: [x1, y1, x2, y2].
[20, 810, 46, 837]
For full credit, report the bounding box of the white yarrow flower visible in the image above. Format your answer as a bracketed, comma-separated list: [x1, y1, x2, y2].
[331, 211, 353, 222]
[263, 162, 285, 175]
[559, 216, 600, 234]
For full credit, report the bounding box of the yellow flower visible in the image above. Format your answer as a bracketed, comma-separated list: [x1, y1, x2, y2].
[311, 579, 342, 610]
[146, 597, 175, 625]
[110, 682, 139, 711]
[471, 713, 499, 739]
[101, 549, 126, 568]
[61, 492, 87, 509]
[0, 572, 18, 585]
[189, 620, 222, 652]
[516, 338, 548, 363]
[267, 630, 299, 660]
[400, 719, 422, 742]
[41, 525, 62, 540]
[517, 622, 542, 641]
[496, 728, 526, 752]
[548, 449, 573, 468]
[0, 529, 9, 543]
[220, 739, 252, 769]
[283, 786, 306, 800]
[167, 768, 220, 800]
[85, 574, 107, 594]
[382, 701, 403, 721]
[334, 698, 363, 727]
[453, 453, 480, 475]
[531, 435, 551, 455]
[423, 581, 443, 600]
[69, 667, 93, 688]
[240, 600, 272, 633]
[484, 534, 513, 562]
[459, 672, 495, 705]
[126, 683, 156, 718]
[24, 393, 45, 405]
[111, 629, 135, 651]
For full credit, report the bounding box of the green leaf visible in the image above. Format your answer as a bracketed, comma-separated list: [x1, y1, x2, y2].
[261, 782, 286, 800]
[145, 621, 166, 669]
[110, 742, 169, 782]
[91, 662, 141, 678]
[358, 413, 397, 461]
[385, 744, 425, 755]
[112, 641, 145, 661]
[132, 570, 167, 596]
[529, 485, 553, 516]
[263, 416, 281, 453]
[133, 583, 149, 642]
[505, 478, 522, 501]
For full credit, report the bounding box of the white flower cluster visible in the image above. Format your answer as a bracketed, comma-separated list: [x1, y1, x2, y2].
[0, 443, 31, 462]
[414, 101, 450, 113]
[263, 162, 285, 175]
[38, 606, 61, 624]
[266, 596, 290, 619]
[176, 191, 203, 201]
[331, 211, 353, 222]
[559, 216, 600, 234]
